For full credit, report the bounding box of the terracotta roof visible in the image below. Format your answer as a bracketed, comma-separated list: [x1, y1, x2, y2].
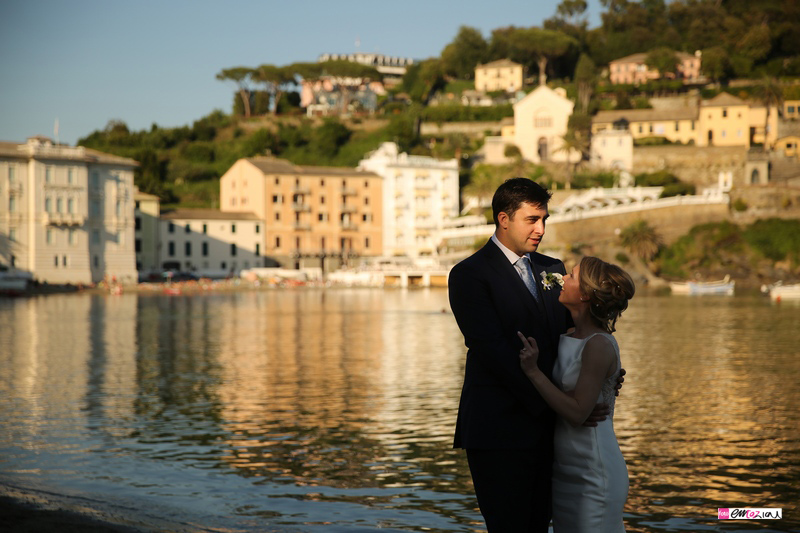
[476, 59, 522, 70]
[701, 92, 748, 107]
[593, 106, 698, 124]
[160, 208, 261, 221]
[245, 157, 379, 178]
[610, 51, 698, 64]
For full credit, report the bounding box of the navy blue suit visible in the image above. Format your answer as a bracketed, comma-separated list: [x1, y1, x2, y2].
[449, 239, 570, 531]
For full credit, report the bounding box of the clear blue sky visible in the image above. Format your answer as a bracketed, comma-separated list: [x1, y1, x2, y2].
[0, 0, 601, 146]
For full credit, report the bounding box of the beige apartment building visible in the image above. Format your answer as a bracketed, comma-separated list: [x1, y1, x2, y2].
[475, 59, 524, 93]
[1, 136, 138, 284]
[220, 157, 383, 269]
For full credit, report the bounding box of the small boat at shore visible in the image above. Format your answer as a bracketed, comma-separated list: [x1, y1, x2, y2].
[669, 275, 735, 296]
[761, 281, 800, 301]
[0, 271, 31, 297]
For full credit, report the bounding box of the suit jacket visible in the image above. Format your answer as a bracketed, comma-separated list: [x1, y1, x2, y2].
[449, 239, 570, 450]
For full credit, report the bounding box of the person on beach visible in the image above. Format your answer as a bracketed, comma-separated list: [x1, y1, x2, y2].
[519, 256, 634, 532]
[448, 178, 623, 532]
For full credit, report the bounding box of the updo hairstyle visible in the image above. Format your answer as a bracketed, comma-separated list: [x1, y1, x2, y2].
[578, 256, 635, 333]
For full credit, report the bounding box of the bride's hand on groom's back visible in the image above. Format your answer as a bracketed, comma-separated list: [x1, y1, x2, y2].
[615, 368, 626, 397]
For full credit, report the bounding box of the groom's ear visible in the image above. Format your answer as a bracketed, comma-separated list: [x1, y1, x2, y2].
[497, 211, 510, 229]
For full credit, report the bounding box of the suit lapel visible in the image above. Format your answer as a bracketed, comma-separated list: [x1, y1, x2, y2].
[483, 241, 542, 318]
[530, 255, 555, 328]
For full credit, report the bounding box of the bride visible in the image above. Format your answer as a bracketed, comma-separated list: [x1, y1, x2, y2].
[518, 256, 635, 533]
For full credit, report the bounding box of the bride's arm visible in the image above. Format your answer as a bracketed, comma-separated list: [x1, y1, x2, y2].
[518, 333, 615, 427]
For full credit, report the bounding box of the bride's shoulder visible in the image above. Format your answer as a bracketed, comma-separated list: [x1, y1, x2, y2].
[583, 333, 617, 357]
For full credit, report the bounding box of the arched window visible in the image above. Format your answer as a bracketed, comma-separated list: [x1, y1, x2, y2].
[751, 169, 760, 185]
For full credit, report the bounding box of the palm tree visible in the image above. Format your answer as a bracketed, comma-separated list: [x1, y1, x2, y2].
[555, 129, 589, 186]
[754, 77, 782, 152]
[619, 220, 662, 263]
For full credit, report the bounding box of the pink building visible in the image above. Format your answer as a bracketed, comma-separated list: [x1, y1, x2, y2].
[609, 51, 702, 85]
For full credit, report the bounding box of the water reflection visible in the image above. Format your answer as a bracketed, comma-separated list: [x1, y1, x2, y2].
[0, 291, 798, 532]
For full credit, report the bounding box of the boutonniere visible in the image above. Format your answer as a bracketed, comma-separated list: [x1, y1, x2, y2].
[540, 271, 564, 291]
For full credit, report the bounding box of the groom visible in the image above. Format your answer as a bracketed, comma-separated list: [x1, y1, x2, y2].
[449, 178, 608, 531]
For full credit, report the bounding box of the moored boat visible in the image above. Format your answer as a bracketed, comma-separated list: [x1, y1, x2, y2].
[762, 281, 800, 301]
[670, 275, 734, 296]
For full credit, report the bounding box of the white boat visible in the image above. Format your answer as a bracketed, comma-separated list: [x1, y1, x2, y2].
[762, 281, 800, 301]
[670, 275, 734, 296]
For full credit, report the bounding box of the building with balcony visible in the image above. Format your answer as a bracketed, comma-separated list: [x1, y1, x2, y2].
[475, 59, 524, 93]
[0, 136, 138, 284]
[220, 157, 383, 269]
[357, 142, 459, 257]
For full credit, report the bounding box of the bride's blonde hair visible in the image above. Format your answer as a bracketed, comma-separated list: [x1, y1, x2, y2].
[578, 256, 635, 333]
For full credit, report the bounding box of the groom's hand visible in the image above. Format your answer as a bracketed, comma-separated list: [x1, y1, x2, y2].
[583, 403, 610, 427]
[614, 368, 626, 397]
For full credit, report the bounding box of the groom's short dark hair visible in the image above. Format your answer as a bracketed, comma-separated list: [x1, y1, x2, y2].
[491, 178, 552, 225]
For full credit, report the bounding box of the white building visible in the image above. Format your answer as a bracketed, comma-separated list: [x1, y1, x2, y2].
[0, 136, 138, 284]
[134, 188, 161, 273]
[159, 208, 265, 278]
[357, 142, 459, 257]
[590, 127, 634, 173]
[513, 85, 579, 164]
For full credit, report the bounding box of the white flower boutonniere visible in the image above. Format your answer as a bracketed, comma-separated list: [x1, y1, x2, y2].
[540, 271, 564, 291]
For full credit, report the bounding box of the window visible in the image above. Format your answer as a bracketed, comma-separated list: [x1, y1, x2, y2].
[649, 124, 653, 133]
[221, 261, 227, 269]
[230, 243, 237, 256]
[320, 179, 325, 186]
[255, 224, 260, 234]
[202, 242, 208, 256]
[638, 125, 643, 133]
[675, 122, 680, 132]
[67, 198, 74, 213]
[57, 198, 63, 213]
[185, 223, 190, 234]
[691, 120, 695, 131]
[274, 177, 279, 185]
[321, 236, 326, 249]
[8, 166, 14, 182]
[789, 105, 796, 113]
[168, 222, 175, 233]
[534, 116, 552, 128]
[275, 236, 281, 247]
[8, 228, 16, 242]
[46, 229, 53, 244]
[365, 237, 370, 248]
[9, 197, 15, 212]
[135, 217, 141, 230]
[91, 172, 99, 188]
[295, 237, 301, 248]
[54, 255, 59, 266]
[62, 255, 68, 267]
[68, 229, 75, 245]
[320, 196, 325, 204]
[92, 230, 100, 244]
[255, 243, 260, 256]
[275, 212, 280, 221]
[364, 197, 369, 205]
[231, 224, 236, 234]
[722, 108, 727, 118]
[45, 167, 52, 183]
[168, 242, 175, 256]
[721, 130, 727, 138]
[185, 242, 192, 256]
[45, 197, 52, 212]
[203, 224, 207, 234]
[135, 239, 142, 252]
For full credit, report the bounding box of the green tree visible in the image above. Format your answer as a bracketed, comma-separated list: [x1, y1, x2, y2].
[701, 46, 731, 85]
[513, 28, 577, 86]
[440, 26, 489, 79]
[401, 58, 446, 104]
[252, 64, 294, 115]
[216, 67, 253, 118]
[645, 47, 679, 78]
[556, 0, 588, 25]
[310, 118, 351, 158]
[736, 23, 772, 65]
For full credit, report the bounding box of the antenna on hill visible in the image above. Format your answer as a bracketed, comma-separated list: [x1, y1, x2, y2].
[54, 118, 60, 145]
[355, 36, 360, 51]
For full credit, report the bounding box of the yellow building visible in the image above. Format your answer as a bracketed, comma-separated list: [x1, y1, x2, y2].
[220, 157, 383, 269]
[592, 108, 698, 145]
[783, 100, 800, 120]
[475, 59, 524, 93]
[592, 93, 778, 149]
[775, 135, 800, 159]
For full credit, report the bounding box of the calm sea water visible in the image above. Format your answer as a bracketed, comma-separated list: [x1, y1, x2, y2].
[0, 289, 798, 532]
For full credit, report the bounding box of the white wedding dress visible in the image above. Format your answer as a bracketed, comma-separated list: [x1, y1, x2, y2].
[551, 332, 628, 533]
